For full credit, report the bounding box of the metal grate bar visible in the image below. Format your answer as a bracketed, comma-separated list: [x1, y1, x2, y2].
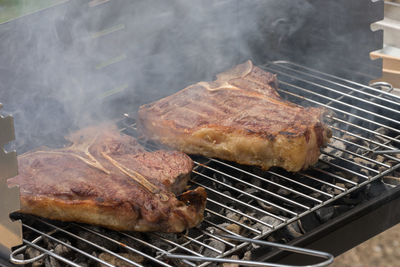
[320, 151, 380, 174]
[318, 159, 369, 180]
[331, 132, 400, 165]
[10, 234, 53, 265]
[277, 78, 400, 128]
[39, 220, 147, 267]
[22, 238, 82, 267]
[191, 179, 285, 223]
[264, 61, 400, 105]
[192, 170, 298, 217]
[76, 224, 171, 267]
[276, 159, 357, 185]
[36, 217, 175, 267]
[331, 136, 372, 152]
[196, 161, 317, 207]
[209, 159, 322, 204]
[372, 133, 400, 154]
[183, 234, 223, 254]
[326, 141, 391, 168]
[270, 81, 399, 140]
[275, 74, 400, 124]
[119, 233, 195, 267]
[204, 209, 261, 235]
[267, 170, 333, 198]
[298, 172, 347, 191]
[329, 127, 400, 163]
[120, 232, 174, 256]
[22, 223, 114, 267]
[202, 220, 247, 237]
[327, 115, 400, 145]
[278, 88, 400, 141]
[205, 198, 280, 229]
[150, 235, 201, 267]
[199, 230, 237, 248]
[330, 126, 395, 151]
[154, 233, 206, 257]
[268, 61, 400, 102]
[311, 167, 359, 187]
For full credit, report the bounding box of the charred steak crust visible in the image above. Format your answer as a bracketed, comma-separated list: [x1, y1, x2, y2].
[8, 125, 207, 232]
[138, 60, 332, 171]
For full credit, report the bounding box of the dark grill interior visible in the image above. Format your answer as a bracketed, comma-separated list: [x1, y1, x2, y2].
[9, 61, 400, 267]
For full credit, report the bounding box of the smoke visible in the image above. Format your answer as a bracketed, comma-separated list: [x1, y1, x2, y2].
[0, 0, 315, 153]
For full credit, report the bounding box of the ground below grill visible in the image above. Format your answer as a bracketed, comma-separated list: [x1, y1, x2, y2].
[333, 223, 400, 267]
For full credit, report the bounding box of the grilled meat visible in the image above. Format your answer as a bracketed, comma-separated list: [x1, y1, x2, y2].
[8, 125, 206, 232]
[138, 60, 331, 172]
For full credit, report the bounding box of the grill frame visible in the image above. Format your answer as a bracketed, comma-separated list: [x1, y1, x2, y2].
[259, 184, 400, 265]
[7, 60, 400, 267]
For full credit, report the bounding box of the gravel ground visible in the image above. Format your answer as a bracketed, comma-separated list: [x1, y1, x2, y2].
[332, 223, 400, 267]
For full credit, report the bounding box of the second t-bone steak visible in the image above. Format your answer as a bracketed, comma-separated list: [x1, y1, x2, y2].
[138, 60, 331, 172]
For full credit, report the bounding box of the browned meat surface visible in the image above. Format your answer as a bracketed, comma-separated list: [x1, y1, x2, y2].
[8, 125, 206, 232]
[138, 60, 332, 172]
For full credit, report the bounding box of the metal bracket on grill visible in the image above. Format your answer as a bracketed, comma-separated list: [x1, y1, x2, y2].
[369, 81, 394, 93]
[368, 81, 400, 156]
[165, 234, 334, 267]
[0, 104, 22, 259]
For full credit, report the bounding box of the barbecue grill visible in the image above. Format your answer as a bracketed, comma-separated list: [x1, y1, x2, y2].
[1, 0, 399, 266]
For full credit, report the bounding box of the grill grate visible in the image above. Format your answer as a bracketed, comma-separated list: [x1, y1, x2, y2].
[10, 61, 400, 266]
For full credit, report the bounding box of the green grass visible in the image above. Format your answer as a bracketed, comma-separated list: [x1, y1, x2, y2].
[0, 0, 67, 23]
